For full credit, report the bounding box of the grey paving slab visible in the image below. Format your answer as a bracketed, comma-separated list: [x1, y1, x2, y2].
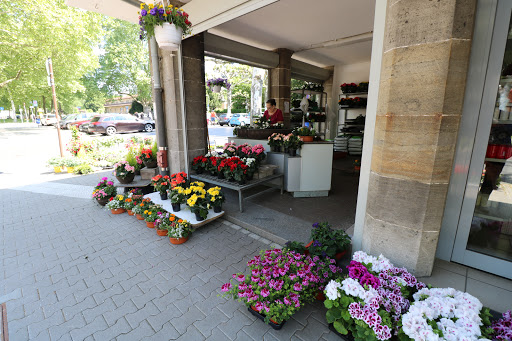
[0, 183, 337, 340]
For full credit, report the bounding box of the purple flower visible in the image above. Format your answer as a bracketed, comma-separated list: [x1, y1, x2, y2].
[102, 177, 108, 180]
[149, 8, 157, 15]
[283, 297, 292, 305]
[221, 283, 232, 292]
[312, 240, 322, 247]
[261, 288, 270, 297]
[141, 9, 147, 16]
[158, 8, 164, 14]
[293, 283, 302, 291]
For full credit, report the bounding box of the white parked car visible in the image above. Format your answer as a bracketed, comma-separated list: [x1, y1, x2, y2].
[41, 114, 57, 126]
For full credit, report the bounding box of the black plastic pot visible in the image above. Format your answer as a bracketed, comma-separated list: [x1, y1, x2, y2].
[143, 159, 157, 169]
[213, 205, 222, 213]
[247, 307, 285, 330]
[289, 149, 297, 157]
[218, 172, 225, 179]
[159, 192, 168, 200]
[194, 212, 205, 221]
[171, 203, 181, 212]
[116, 173, 135, 184]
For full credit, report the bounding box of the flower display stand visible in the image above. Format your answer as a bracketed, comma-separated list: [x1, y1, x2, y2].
[113, 175, 151, 193]
[145, 192, 224, 228]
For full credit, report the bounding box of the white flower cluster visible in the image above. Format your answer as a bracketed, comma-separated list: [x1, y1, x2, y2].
[402, 287, 487, 341]
[340, 278, 380, 304]
[242, 157, 256, 166]
[352, 251, 393, 273]
[205, 151, 225, 158]
[325, 280, 342, 300]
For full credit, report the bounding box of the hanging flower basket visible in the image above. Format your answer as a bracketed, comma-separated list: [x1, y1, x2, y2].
[154, 23, 183, 51]
[207, 78, 231, 93]
[138, 2, 192, 50]
[213, 85, 221, 93]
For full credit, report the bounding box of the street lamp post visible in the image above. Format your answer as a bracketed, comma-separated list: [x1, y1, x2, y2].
[46, 57, 64, 157]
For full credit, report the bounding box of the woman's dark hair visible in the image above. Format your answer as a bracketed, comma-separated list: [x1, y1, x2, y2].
[266, 99, 276, 106]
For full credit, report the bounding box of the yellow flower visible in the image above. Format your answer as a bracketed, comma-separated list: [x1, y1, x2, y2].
[184, 188, 192, 195]
[140, 3, 145, 9]
[158, 4, 163, 8]
[148, 4, 154, 9]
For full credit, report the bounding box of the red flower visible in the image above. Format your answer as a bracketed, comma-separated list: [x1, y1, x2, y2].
[109, 197, 114, 201]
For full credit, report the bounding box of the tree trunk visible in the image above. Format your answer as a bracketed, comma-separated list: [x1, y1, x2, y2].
[42, 96, 47, 115]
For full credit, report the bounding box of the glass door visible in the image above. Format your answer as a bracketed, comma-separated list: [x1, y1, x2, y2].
[452, 0, 512, 279]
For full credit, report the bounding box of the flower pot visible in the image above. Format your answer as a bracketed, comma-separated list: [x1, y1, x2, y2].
[97, 197, 110, 206]
[156, 229, 167, 236]
[169, 236, 189, 245]
[315, 291, 326, 301]
[159, 192, 168, 200]
[111, 208, 126, 214]
[335, 250, 347, 261]
[67, 167, 75, 173]
[136, 214, 144, 220]
[143, 159, 157, 169]
[54, 166, 62, 173]
[210, 170, 217, 176]
[172, 203, 181, 212]
[195, 168, 204, 174]
[496, 145, 508, 159]
[146, 221, 155, 228]
[299, 135, 313, 142]
[218, 172, 225, 179]
[486, 144, 499, 158]
[213, 205, 222, 213]
[135, 168, 141, 175]
[127, 210, 134, 216]
[248, 306, 285, 330]
[116, 173, 135, 184]
[194, 212, 205, 221]
[154, 23, 183, 51]
[288, 149, 297, 157]
[212, 85, 221, 93]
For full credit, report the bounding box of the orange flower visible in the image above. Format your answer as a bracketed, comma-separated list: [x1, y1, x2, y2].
[178, 219, 183, 223]
[169, 216, 175, 221]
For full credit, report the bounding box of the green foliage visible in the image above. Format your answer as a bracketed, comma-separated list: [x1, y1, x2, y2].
[283, 241, 306, 254]
[46, 156, 65, 167]
[308, 222, 351, 258]
[215, 108, 247, 114]
[0, 0, 103, 113]
[73, 163, 93, 175]
[129, 100, 143, 114]
[151, 141, 158, 158]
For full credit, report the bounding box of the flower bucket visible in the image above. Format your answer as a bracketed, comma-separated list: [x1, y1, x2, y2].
[299, 135, 313, 142]
[136, 214, 144, 220]
[146, 221, 155, 228]
[67, 167, 75, 173]
[127, 210, 134, 216]
[111, 208, 126, 214]
[248, 306, 285, 330]
[154, 23, 183, 51]
[156, 229, 167, 236]
[170, 236, 188, 245]
[116, 173, 135, 184]
[212, 85, 222, 93]
[54, 166, 62, 173]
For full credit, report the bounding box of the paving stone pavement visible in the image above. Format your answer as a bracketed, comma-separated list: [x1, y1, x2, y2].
[0, 182, 337, 340]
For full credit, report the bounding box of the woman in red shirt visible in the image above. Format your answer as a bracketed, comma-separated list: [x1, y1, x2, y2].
[263, 99, 284, 125]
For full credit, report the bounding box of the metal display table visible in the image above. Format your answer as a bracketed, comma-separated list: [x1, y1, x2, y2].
[190, 173, 284, 212]
[113, 175, 152, 193]
[145, 192, 224, 228]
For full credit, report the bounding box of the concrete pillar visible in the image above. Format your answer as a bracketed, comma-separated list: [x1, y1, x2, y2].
[362, 0, 476, 276]
[323, 70, 336, 140]
[270, 48, 292, 127]
[159, 33, 208, 174]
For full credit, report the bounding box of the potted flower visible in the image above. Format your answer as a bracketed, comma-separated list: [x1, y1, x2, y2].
[207, 156, 222, 176]
[126, 147, 144, 175]
[169, 185, 186, 212]
[63, 157, 82, 173]
[46, 156, 65, 173]
[250, 144, 266, 163]
[491, 310, 512, 340]
[221, 249, 343, 329]
[283, 134, 303, 157]
[340, 82, 358, 93]
[154, 212, 169, 236]
[142, 205, 161, 228]
[158, 214, 192, 244]
[226, 157, 249, 185]
[138, 2, 192, 51]
[207, 78, 231, 93]
[106, 194, 126, 214]
[268, 133, 284, 152]
[124, 197, 136, 215]
[207, 186, 224, 213]
[140, 148, 157, 169]
[132, 198, 151, 220]
[186, 185, 208, 221]
[399, 287, 494, 340]
[241, 157, 257, 180]
[354, 159, 361, 172]
[113, 161, 136, 184]
[306, 222, 351, 260]
[170, 171, 188, 188]
[191, 155, 208, 174]
[358, 82, 369, 92]
[324, 251, 427, 340]
[92, 177, 117, 206]
[151, 174, 170, 200]
[223, 142, 237, 157]
[295, 127, 315, 143]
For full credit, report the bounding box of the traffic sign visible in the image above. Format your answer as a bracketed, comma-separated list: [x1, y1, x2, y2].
[0, 107, 4, 110]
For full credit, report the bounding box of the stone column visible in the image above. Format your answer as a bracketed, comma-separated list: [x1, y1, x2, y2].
[362, 0, 476, 276]
[270, 48, 292, 126]
[159, 33, 208, 174]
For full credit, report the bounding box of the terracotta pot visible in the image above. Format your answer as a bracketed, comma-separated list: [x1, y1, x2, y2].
[111, 208, 126, 214]
[116, 173, 135, 184]
[299, 135, 313, 142]
[304, 240, 313, 256]
[146, 221, 155, 228]
[169, 236, 189, 245]
[136, 214, 144, 220]
[156, 229, 168, 236]
[127, 210, 134, 216]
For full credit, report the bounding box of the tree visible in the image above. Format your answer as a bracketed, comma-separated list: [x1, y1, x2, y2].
[129, 100, 143, 114]
[0, 0, 104, 113]
[98, 18, 152, 113]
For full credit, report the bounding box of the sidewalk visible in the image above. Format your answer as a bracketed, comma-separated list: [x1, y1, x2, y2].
[0, 175, 338, 340]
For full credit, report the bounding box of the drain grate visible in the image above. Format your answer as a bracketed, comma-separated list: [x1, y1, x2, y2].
[0, 303, 8, 341]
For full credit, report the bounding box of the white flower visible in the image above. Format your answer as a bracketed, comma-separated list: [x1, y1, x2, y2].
[325, 280, 342, 300]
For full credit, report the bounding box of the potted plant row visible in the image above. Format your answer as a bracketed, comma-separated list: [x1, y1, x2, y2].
[340, 82, 368, 94]
[294, 127, 316, 143]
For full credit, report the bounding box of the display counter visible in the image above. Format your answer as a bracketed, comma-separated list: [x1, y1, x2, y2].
[228, 137, 333, 197]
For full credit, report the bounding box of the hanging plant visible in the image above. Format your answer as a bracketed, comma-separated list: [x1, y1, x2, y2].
[138, 2, 192, 50]
[206, 78, 231, 93]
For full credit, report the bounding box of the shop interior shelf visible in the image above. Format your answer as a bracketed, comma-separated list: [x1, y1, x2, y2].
[145, 192, 224, 228]
[485, 158, 508, 163]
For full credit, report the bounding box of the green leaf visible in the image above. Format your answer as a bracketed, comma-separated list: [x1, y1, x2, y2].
[341, 309, 351, 321]
[324, 300, 333, 309]
[325, 310, 337, 324]
[333, 321, 348, 335]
